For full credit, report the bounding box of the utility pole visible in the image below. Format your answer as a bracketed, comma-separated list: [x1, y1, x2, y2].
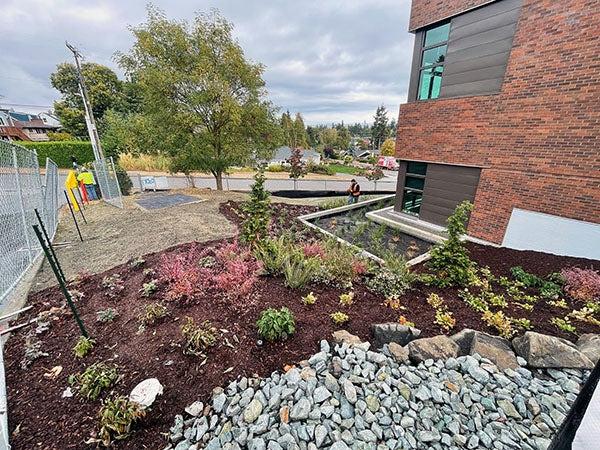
[65, 41, 104, 161]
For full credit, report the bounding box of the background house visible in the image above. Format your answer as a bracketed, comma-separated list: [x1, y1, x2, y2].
[0, 109, 61, 141]
[269, 146, 321, 166]
[390, 0, 599, 259]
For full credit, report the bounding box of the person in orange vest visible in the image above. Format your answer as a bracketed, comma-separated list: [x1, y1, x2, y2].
[347, 179, 361, 204]
[77, 169, 98, 200]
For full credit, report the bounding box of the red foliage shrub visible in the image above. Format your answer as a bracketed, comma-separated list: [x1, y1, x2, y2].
[302, 242, 326, 259]
[561, 267, 600, 302]
[213, 241, 262, 298]
[351, 259, 369, 276]
[158, 246, 206, 302]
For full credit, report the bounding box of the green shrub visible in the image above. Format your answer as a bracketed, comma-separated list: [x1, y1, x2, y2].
[256, 307, 296, 342]
[254, 236, 292, 274]
[266, 163, 285, 172]
[114, 163, 133, 196]
[366, 255, 415, 298]
[339, 291, 355, 306]
[302, 292, 317, 305]
[283, 254, 319, 289]
[99, 396, 146, 446]
[138, 303, 168, 327]
[73, 336, 95, 358]
[20, 141, 94, 168]
[97, 308, 118, 323]
[69, 362, 118, 401]
[181, 317, 218, 356]
[240, 170, 271, 247]
[511, 266, 563, 299]
[426, 201, 476, 287]
[140, 280, 158, 297]
[330, 311, 349, 325]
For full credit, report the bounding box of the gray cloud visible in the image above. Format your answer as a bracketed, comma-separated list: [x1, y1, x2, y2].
[0, 0, 413, 125]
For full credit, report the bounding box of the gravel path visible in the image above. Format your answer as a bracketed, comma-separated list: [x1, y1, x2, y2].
[167, 340, 588, 450]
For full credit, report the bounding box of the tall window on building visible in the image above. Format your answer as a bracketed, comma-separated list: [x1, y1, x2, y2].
[418, 22, 450, 100]
[401, 162, 427, 215]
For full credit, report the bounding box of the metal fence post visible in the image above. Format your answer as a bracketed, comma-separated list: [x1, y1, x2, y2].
[12, 147, 34, 262]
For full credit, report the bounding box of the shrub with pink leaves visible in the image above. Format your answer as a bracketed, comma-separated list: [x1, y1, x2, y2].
[302, 242, 326, 259]
[561, 267, 600, 302]
[212, 241, 262, 298]
[351, 259, 369, 276]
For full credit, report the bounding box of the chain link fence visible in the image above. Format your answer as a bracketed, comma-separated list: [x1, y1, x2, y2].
[93, 157, 123, 208]
[0, 140, 60, 306]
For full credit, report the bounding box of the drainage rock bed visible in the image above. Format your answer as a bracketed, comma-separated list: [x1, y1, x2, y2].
[167, 339, 588, 450]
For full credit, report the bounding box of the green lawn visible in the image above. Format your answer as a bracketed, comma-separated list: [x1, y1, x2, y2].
[327, 163, 363, 175]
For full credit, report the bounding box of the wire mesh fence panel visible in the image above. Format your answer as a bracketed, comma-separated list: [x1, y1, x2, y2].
[42, 158, 60, 240]
[93, 157, 123, 208]
[0, 141, 59, 305]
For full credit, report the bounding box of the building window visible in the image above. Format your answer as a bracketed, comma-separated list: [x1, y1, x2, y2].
[401, 162, 427, 216]
[418, 22, 450, 101]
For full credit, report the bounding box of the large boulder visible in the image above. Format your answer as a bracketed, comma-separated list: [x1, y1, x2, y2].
[577, 334, 600, 365]
[388, 342, 409, 363]
[372, 323, 421, 348]
[332, 330, 370, 350]
[512, 332, 594, 369]
[450, 329, 518, 370]
[407, 335, 459, 363]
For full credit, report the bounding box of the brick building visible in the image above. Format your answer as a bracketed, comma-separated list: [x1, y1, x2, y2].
[391, 0, 600, 259]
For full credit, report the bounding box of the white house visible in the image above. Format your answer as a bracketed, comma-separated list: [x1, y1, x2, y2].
[269, 146, 321, 166]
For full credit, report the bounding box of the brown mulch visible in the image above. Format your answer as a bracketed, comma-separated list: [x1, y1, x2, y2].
[4, 203, 599, 450]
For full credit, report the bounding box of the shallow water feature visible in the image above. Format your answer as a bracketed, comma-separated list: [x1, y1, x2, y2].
[309, 197, 432, 260]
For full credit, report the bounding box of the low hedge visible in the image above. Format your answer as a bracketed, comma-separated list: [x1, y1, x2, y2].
[19, 141, 95, 168]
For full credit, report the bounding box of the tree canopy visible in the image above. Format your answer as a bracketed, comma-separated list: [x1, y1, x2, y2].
[371, 105, 389, 151]
[50, 62, 139, 138]
[117, 7, 281, 189]
[380, 138, 396, 156]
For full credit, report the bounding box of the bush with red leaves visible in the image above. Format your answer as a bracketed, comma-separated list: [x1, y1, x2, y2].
[302, 242, 326, 259]
[213, 241, 262, 298]
[561, 267, 600, 302]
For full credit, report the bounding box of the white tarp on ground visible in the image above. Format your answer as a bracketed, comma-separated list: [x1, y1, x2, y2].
[502, 208, 600, 260]
[573, 380, 600, 450]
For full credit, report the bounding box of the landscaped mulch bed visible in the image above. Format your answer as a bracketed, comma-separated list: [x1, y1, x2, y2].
[5, 202, 599, 449]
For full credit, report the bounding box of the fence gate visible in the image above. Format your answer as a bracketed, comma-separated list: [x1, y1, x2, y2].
[93, 157, 123, 208]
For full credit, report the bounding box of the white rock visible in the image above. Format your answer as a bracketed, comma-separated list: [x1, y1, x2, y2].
[129, 378, 164, 408]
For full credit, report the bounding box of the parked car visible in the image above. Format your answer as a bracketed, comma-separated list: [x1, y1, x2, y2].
[377, 156, 399, 170]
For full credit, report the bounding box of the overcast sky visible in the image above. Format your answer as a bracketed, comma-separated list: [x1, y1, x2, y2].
[0, 0, 414, 125]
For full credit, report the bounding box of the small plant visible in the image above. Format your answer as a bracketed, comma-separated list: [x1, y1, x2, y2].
[426, 201, 477, 287]
[101, 274, 124, 298]
[511, 317, 532, 330]
[142, 268, 156, 277]
[97, 308, 118, 323]
[459, 289, 489, 313]
[129, 257, 145, 268]
[301, 292, 317, 305]
[488, 293, 507, 308]
[330, 311, 349, 325]
[434, 310, 456, 331]
[397, 315, 415, 327]
[551, 316, 577, 333]
[384, 296, 405, 311]
[181, 317, 218, 356]
[256, 308, 296, 342]
[99, 395, 146, 446]
[366, 254, 415, 298]
[20, 333, 48, 369]
[198, 255, 216, 268]
[426, 293, 444, 309]
[73, 336, 95, 358]
[69, 362, 118, 401]
[339, 291, 355, 306]
[569, 307, 600, 326]
[482, 310, 514, 339]
[214, 246, 263, 298]
[282, 254, 319, 289]
[138, 303, 168, 327]
[302, 242, 325, 259]
[548, 299, 569, 309]
[140, 280, 158, 297]
[561, 267, 600, 302]
[511, 266, 563, 299]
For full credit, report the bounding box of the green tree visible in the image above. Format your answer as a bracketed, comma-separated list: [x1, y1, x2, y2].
[293, 113, 309, 148]
[50, 62, 125, 137]
[306, 126, 320, 148]
[371, 105, 389, 151]
[118, 7, 280, 190]
[320, 128, 339, 152]
[241, 169, 271, 247]
[101, 110, 158, 158]
[335, 124, 351, 150]
[280, 111, 294, 148]
[380, 138, 396, 156]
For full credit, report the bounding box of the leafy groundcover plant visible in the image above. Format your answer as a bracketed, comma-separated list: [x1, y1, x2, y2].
[257, 307, 296, 342]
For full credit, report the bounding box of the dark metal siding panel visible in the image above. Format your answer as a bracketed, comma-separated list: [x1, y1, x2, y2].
[394, 161, 408, 212]
[407, 31, 424, 102]
[439, 0, 523, 98]
[419, 164, 481, 226]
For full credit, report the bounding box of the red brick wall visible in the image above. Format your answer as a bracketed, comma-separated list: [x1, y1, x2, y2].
[409, 0, 493, 30]
[396, 0, 600, 243]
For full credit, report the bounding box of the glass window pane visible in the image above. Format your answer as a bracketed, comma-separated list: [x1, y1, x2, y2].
[418, 66, 444, 100]
[405, 176, 425, 191]
[402, 190, 423, 215]
[424, 23, 450, 47]
[407, 162, 427, 175]
[422, 45, 447, 67]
